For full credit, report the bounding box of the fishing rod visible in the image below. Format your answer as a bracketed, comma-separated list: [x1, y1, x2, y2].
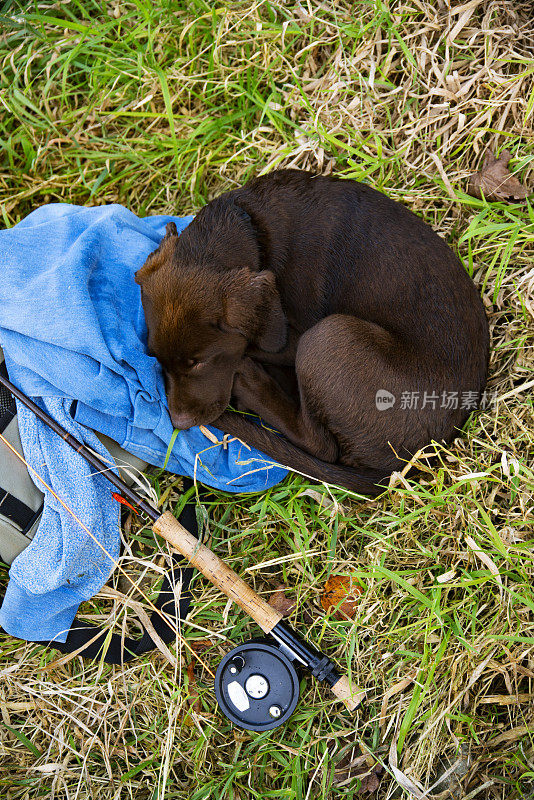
[0, 370, 364, 731]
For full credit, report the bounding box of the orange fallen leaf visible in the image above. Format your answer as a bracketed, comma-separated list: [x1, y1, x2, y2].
[321, 574, 363, 620]
[186, 661, 201, 710]
[468, 150, 528, 202]
[182, 660, 201, 725]
[190, 638, 213, 654]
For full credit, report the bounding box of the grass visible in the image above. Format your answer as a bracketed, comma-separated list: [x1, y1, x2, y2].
[0, 0, 533, 798]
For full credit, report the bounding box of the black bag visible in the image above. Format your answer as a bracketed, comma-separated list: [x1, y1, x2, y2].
[0, 347, 194, 663]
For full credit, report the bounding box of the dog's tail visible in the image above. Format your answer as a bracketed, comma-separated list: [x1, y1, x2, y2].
[215, 411, 390, 496]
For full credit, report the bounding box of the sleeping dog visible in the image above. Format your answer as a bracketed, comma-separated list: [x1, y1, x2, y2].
[135, 169, 489, 494]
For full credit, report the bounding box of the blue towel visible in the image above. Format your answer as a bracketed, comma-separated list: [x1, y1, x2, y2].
[0, 204, 287, 642]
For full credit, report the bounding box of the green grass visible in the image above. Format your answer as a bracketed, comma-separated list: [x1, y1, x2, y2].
[1, 1, 533, 798]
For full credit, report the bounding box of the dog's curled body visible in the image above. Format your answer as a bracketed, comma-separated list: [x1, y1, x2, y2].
[136, 170, 489, 494]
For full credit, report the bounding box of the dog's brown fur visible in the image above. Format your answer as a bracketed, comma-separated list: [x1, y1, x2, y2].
[135, 170, 489, 494]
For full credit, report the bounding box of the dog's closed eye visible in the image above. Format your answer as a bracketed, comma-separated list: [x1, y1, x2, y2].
[187, 358, 206, 371]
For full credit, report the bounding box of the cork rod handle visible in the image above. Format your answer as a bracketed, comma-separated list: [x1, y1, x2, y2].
[330, 675, 366, 712]
[153, 510, 283, 634]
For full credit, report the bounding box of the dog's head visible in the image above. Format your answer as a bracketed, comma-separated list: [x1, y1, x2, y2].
[135, 202, 286, 429]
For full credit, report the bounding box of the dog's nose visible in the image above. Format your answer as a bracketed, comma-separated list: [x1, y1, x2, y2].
[170, 412, 196, 430]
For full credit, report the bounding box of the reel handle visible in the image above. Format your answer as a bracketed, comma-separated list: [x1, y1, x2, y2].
[153, 511, 363, 712]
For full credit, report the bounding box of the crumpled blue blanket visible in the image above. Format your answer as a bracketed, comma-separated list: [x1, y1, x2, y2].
[0, 204, 287, 642]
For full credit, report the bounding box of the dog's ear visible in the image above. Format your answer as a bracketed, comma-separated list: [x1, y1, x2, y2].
[134, 261, 155, 285]
[135, 222, 178, 285]
[225, 270, 287, 352]
[251, 271, 287, 351]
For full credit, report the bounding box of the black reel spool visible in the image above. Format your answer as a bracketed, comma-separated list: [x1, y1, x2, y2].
[215, 638, 300, 731]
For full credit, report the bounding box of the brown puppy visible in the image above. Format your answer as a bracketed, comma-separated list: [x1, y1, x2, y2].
[135, 170, 489, 494]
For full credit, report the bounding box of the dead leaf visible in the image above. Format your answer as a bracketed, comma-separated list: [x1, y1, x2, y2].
[479, 693, 533, 705]
[468, 150, 528, 202]
[186, 661, 200, 707]
[268, 583, 297, 617]
[182, 660, 201, 725]
[32, 763, 64, 774]
[190, 638, 213, 655]
[4, 701, 37, 712]
[465, 535, 503, 600]
[331, 743, 384, 791]
[199, 425, 221, 444]
[491, 725, 532, 745]
[321, 574, 363, 620]
[437, 568, 457, 583]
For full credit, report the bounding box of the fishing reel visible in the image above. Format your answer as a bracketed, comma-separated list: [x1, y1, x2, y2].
[215, 638, 300, 731]
[215, 621, 346, 731]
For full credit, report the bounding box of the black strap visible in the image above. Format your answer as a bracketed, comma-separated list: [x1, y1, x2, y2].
[0, 360, 16, 433]
[47, 487, 199, 663]
[0, 488, 36, 530]
[0, 362, 41, 532]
